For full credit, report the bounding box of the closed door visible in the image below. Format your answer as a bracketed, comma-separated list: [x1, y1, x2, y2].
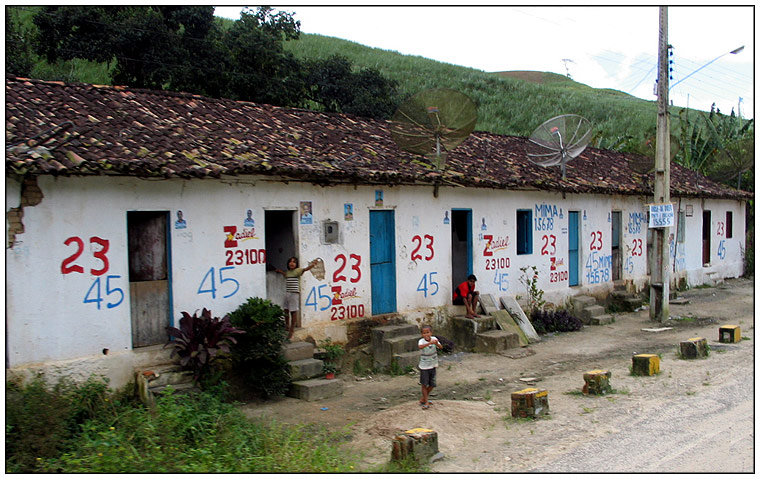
[370, 210, 396, 315]
[568, 211, 580, 286]
[128, 211, 171, 348]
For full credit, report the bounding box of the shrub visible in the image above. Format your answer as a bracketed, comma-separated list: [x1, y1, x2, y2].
[5, 375, 137, 472]
[529, 309, 582, 335]
[165, 308, 243, 384]
[228, 297, 291, 398]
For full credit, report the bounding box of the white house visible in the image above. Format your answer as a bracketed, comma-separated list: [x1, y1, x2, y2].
[5, 78, 750, 388]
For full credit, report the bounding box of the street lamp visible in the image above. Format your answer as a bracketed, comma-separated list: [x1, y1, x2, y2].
[669, 45, 744, 90]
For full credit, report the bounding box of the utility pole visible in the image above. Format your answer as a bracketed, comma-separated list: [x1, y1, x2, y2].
[650, 6, 670, 322]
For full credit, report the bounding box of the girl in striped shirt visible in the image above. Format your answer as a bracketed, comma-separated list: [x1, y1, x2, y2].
[276, 256, 317, 339]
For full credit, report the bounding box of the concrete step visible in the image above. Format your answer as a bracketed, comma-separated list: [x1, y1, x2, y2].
[150, 382, 199, 396]
[589, 314, 614, 325]
[139, 364, 193, 388]
[450, 316, 497, 351]
[581, 305, 606, 325]
[610, 290, 644, 312]
[474, 329, 520, 353]
[371, 324, 420, 348]
[289, 358, 325, 381]
[570, 295, 597, 317]
[392, 350, 421, 371]
[386, 334, 420, 355]
[371, 324, 420, 370]
[288, 378, 343, 402]
[282, 341, 315, 362]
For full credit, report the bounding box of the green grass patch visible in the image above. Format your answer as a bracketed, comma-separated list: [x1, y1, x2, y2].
[6, 376, 361, 473]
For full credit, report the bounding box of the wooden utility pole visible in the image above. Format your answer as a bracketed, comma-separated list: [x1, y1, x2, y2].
[650, 6, 670, 322]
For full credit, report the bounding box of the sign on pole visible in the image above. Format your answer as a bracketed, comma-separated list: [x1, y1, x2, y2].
[649, 203, 675, 228]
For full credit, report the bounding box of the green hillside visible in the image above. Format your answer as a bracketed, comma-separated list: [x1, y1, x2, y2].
[284, 33, 664, 146]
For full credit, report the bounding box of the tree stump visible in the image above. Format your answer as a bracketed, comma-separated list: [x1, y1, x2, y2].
[582, 369, 612, 395]
[680, 337, 708, 359]
[391, 428, 439, 463]
[719, 325, 741, 343]
[632, 353, 660, 376]
[511, 387, 549, 418]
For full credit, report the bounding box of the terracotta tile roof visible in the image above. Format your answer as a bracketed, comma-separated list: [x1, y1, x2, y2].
[5, 77, 750, 200]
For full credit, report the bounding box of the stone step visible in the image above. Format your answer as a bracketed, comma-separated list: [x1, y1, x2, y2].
[138, 364, 193, 388]
[392, 350, 421, 371]
[474, 329, 520, 353]
[581, 305, 606, 325]
[371, 324, 420, 348]
[386, 334, 420, 355]
[150, 382, 199, 396]
[570, 295, 597, 317]
[289, 358, 325, 380]
[450, 315, 497, 351]
[288, 378, 343, 401]
[588, 314, 614, 325]
[371, 324, 420, 370]
[282, 341, 315, 362]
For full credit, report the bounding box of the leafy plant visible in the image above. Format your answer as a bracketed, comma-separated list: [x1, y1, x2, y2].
[318, 338, 346, 375]
[519, 266, 546, 313]
[165, 308, 243, 383]
[227, 297, 291, 398]
[529, 309, 582, 335]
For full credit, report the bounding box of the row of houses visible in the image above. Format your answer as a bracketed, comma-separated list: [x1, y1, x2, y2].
[5, 77, 750, 388]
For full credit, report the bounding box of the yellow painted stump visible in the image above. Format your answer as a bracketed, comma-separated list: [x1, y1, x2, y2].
[632, 354, 660, 376]
[680, 337, 708, 359]
[719, 325, 741, 343]
[511, 387, 549, 418]
[391, 428, 439, 463]
[582, 369, 612, 395]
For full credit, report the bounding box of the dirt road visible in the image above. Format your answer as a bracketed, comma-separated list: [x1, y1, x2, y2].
[241, 277, 754, 473]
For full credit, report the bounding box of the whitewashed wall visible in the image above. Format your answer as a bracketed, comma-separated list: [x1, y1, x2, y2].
[5, 175, 746, 386]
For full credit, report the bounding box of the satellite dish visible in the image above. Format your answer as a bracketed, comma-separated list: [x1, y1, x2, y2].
[390, 88, 477, 170]
[526, 114, 592, 179]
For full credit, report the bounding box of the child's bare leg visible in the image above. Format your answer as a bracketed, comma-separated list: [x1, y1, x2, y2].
[288, 311, 296, 338]
[426, 386, 435, 404]
[420, 384, 429, 404]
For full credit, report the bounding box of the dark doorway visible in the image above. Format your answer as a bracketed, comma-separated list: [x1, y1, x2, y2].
[265, 210, 296, 307]
[128, 211, 171, 348]
[702, 210, 711, 266]
[611, 211, 622, 281]
[451, 209, 473, 291]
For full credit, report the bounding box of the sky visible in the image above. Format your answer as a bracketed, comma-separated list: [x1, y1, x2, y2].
[214, 5, 754, 119]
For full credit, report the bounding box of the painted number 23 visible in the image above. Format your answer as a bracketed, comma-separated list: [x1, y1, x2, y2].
[411, 234, 434, 261]
[333, 254, 361, 283]
[61, 236, 110, 276]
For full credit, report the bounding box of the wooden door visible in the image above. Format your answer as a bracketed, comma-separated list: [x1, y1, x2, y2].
[370, 210, 396, 315]
[128, 211, 171, 348]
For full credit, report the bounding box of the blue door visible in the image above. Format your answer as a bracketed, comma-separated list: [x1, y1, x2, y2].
[370, 211, 396, 315]
[568, 211, 580, 286]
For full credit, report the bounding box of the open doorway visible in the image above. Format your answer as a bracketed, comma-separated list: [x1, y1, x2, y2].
[611, 211, 622, 280]
[128, 211, 171, 348]
[451, 209, 473, 291]
[265, 210, 296, 313]
[702, 210, 711, 266]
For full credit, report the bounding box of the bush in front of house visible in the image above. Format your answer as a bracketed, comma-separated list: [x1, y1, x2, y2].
[165, 308, 243, 385]
[6, 375, 360, 473]
[529, 309, 583, 335]
[227, 297, 292, 398]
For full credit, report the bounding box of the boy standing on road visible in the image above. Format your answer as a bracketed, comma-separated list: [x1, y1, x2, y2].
[453, 274, 481, 319]
[418, 324, 442, 409]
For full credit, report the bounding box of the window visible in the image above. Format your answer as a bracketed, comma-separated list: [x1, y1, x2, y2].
[726, 212, 733, 238]
[516, 209, 532, 255]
